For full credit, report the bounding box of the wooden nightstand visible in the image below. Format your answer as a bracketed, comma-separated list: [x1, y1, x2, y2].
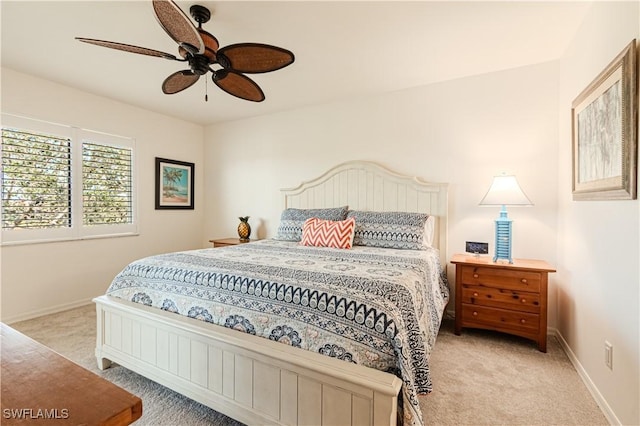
[209, 238, 251, 248]
[450, 254, 556, 352]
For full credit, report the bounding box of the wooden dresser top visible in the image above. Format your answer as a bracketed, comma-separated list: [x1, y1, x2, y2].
[450, 253, 556, 272]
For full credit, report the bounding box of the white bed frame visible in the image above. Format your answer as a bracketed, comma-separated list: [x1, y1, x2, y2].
[94, 160, 448, 425]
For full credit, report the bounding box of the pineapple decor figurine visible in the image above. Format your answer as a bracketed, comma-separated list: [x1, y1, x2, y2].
[237, 216, 251, 241]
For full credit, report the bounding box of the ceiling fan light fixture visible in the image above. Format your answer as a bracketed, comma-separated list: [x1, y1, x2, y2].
[76, 0, 294, 102]
[189, 54, 211, 75]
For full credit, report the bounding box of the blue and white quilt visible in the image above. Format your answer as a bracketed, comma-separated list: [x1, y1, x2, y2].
[106, 239, 449, 426]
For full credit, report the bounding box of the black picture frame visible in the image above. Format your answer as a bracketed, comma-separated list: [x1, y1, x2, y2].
[155, 157, 194, 210]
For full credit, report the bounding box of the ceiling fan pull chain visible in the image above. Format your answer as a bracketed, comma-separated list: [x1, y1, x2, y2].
[205, 77, 208, 102]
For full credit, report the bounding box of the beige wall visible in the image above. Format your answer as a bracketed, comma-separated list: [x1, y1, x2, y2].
[204, 61, 560, 321]
[556, 2, 639, 425]
[0, 68, 206, 322]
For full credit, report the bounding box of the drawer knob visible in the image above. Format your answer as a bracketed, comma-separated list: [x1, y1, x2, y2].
[521, 299, 527, 303]
[473, 311, 478, 316]
[520, 319, 526, 323]
[473, 274, 479, 278]
[473, 292, 479, 297]
[521, 278, 528, 284]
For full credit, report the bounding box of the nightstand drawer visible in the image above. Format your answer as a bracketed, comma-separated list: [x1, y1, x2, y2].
[461, 285, 540, 313]
[460, 266, 541, 292]
[461, 304, 539, 333]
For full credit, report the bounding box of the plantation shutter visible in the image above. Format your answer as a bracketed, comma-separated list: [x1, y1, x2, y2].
[2, 114, 137, 244]
[1, 128, 72, 230]
[82, 142, 133, 226]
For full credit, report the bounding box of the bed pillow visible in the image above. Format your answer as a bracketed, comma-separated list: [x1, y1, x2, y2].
[346, 210, 432, 250]
[300, 217, 356, 249]
[275, 206, 349, 241]
[423, 215, 435, 247]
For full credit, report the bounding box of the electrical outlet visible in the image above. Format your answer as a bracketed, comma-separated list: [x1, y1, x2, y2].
[604, 341, 613, 370]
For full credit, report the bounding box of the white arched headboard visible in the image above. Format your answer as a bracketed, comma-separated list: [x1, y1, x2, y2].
[281, 160, 448, 265]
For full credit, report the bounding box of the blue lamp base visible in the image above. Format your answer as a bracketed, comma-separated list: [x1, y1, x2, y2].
[493, 205, 513, 263]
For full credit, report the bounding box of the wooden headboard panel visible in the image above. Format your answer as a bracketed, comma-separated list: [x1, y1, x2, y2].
[281, 160, 448, 264]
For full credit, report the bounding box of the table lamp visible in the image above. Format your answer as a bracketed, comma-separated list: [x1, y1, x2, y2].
[479, 174, 532, 263]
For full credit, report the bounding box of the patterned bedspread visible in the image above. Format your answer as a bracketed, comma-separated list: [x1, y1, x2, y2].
[106, 239, 449, 426]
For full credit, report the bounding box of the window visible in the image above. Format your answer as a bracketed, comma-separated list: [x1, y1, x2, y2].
[1, 126, 72, 230]
[1, 114, 137, 244]
[82, 141, 132, 226]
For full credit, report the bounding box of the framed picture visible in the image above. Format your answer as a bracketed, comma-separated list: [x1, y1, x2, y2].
[571, 39, 637, 201]
[155, 157, 194, 209]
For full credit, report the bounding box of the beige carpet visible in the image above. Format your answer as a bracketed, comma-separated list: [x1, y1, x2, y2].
[10, 305, 607, 425]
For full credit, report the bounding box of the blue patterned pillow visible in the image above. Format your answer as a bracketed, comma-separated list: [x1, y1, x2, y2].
[275, 206, 349, 241]
[346, 210, 431, 250]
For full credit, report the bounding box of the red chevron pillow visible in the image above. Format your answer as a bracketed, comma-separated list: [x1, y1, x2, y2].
[300, 217, 356, 249]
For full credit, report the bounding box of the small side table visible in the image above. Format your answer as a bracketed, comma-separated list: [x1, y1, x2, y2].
[209, 238, 251, 248]
[451, 253, 555, 352]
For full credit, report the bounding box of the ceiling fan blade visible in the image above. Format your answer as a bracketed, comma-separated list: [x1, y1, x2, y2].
[199, 29, 219, 62]
[76, 38, 178, 60]
[152, 0, 204, 55]
[213, 70, 265, 102]
[162, 70, 200, 94]
[217, 43, 295, 73]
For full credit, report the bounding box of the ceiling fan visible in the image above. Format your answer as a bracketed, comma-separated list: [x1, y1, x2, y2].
[76, 0, 294, 102]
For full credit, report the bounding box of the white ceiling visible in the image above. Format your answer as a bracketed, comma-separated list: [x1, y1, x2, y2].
[1, 1, 592, 126]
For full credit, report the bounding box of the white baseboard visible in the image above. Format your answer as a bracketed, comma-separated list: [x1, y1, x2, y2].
[3, 298, 93, 324]
[548, 327, 620, 426]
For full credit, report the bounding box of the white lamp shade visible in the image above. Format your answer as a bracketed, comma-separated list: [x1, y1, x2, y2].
[479, 175, 533, 206]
